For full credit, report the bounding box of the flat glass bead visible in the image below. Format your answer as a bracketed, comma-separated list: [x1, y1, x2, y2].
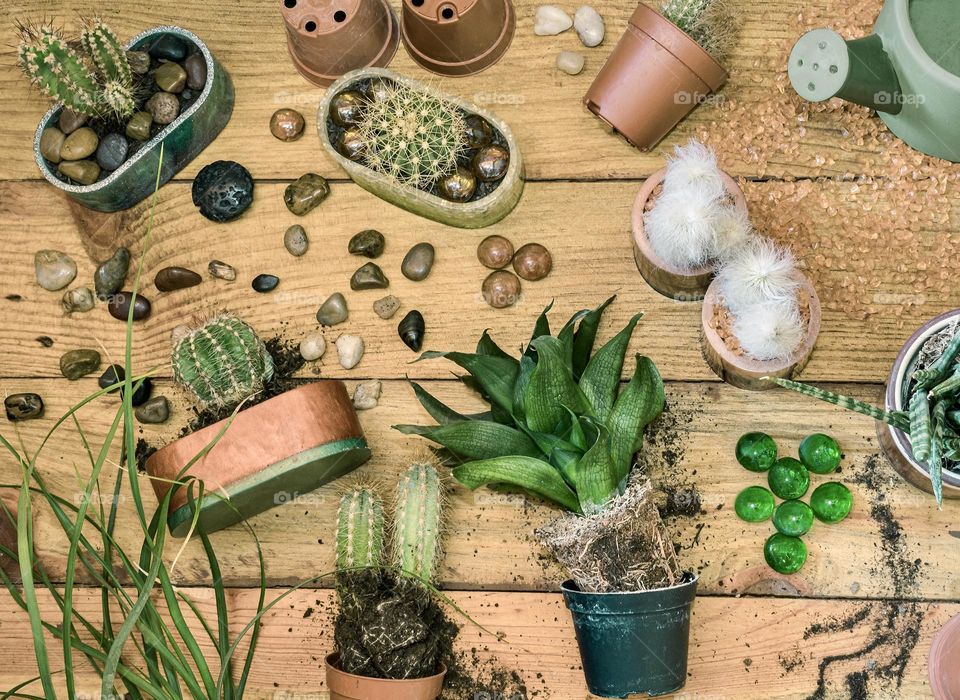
[764, 533, 807, 574]
[768, 457, 810, 500]
[800, 433, 842, 474]
[773, 499, 814, 536]
[810, 482, 853, 523]
[736, 432, 778, 472]
[735, 486, 776, 522]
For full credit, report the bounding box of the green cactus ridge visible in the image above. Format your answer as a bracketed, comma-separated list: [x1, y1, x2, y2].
[80, 20, 132, 87]
[393, 462, 443, 582]
[171, 314, 275, 409]
[19, 28, 102, 117]
[336, 488, 385, 570]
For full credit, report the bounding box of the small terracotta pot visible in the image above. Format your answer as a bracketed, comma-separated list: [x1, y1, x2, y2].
[700, 272, 821, 391]
[584, 4, 727, 150]
[877, 309, 960, 499]
[282, 0, 400, 87]
[401, 0, 515, 76]
[146, 382, 371, 537]
[325, 653, 446, 700]
[632, 167, 747, 301]
[930, 613, 960, 699]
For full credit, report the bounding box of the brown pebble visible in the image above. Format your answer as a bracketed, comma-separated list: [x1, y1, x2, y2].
[482, 270, 521, 308]
[183, 53, 207, 90]
[58, 109, 88, 135]
[60, 127, 99, 161]
[108, 291, 152, 321]
[512, 243, 553, 281]
[40, 128, 66, 164]
[146, 92, 180, 125]
[270, 108, 305, 142]
[477, 235, 514, 269]
[155, 266, 202, 292]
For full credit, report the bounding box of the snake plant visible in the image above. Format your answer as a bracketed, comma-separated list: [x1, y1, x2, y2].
[394, 297, 665, 515]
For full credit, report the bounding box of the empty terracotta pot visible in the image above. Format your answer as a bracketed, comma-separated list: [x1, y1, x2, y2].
[401, 0, 515, 76]
[282, 0, 400, 87]
[325, 653, 446, 700]
[930, 613, 960, 699]
[584, 3, 727, 150]
[632, 166, 747, 300]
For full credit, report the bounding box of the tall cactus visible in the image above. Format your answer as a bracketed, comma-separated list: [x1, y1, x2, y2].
[80, 20, 136, 118]
[18, 27, 103, 118]
[336, 488, 385, 570]
[392, 462, 443, 582]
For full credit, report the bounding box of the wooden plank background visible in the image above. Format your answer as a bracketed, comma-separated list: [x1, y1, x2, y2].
[1, 0, 958, 697]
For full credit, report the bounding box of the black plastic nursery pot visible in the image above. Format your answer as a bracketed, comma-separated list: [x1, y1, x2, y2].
[561, 573, 698, 698]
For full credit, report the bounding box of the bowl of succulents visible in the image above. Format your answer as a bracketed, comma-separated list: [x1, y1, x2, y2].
[145, 313, 371, 537]
[326, 463, 448, 700]
[394, 297, 697, 698]
[772, 309, 960, 504]
[318, 68, 524, 228]
[18, 19, 233, 211]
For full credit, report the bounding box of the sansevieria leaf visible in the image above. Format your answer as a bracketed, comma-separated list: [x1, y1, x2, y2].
[418, 351, 518, 417]
[572, 295, 616, 380]
[453, 456, 582, 513]
[410, 381, 491, 425]
[579, 312, 643, 422]
[524, 336, 591, 433]
[607, 355, 665, 484]
[476, 329, 518, 364]
[393, 421, 540, 460]
[570, 424, 620, 515]
[524, 301, 554, 359]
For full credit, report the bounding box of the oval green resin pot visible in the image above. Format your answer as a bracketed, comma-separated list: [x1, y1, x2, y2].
[33, 26, 235, 212]
[318, 67, 524, 229]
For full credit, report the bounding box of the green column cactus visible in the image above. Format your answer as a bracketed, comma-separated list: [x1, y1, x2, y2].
[336, 487, 385, 570]
[171, 314, 275, 409]
[392, 462, 443, 582]
[18, 27, 103, 118]
[80, 20, 136, 118]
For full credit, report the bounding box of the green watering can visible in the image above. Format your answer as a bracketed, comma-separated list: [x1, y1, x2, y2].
[789, 0, 960, 161]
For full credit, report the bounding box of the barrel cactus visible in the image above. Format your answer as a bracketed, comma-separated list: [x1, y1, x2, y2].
[660, 0, 740, 61]
[171, 314, 274, 409]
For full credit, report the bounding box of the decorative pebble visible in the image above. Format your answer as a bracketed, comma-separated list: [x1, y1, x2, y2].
[108, 291, 152, 322]
[58, 160, 100, 185]
[534, 5, 573, 35]
[348, 229, 385, 258]
[284, 225, 309, 257]
[284, 173, 330, 216]
[149, 34, 187, 61]
[208, 259, 237, 281]
[96, 133, 129, 171]
[252, 274, 279, 292]
[98, 365, 152, 406]
[364, 77, 393, 103]
[401, 243, 435, 281]
[438, 166, 476, 202]
[763, 533, 807, 574]
[317, 292, 349, 326]
[35, 250, 77, 291]
[352, 379, 382, 410]
[556, 51, 585, 75]
[512, 242, 553, 281]
[270, 108, 305, 142]
[574, 6, 604, 47]
[60, 287, 95, 314]
[126, 50, 151, 75]
[464, 114, 493, 149]
[799, 433, 842, 474]
[336, 335, 365, 369]
[473, 144, 510, 182]
[477, 235, 514, 269]
[95, 247, 130, 300]
[336, 128, 365, 160]
[299, 333, 327, 361]
[398, 310, 425, 352]
[482, 270, 521, 308]
[373, 295, 401, 320]
[125, 112, 153, 142]
[155, 266, 202, 292]
[60, 349, 101, 380]
[5, 393, 44, 422]
[767, 457, 809, 500]
[183, 53, 207, 90]
[58, 109, 88, 135]
[351, 262, 389, 290]
[136, 396, 170, 424]
[772, 500, 814, 537]
[40, 128, 66, 164]
[146, 91, 180, 125]
[192, 161, 254, 222]
[734, 486, 775, 522]
[330, 90, 366, 127]
[735, 432, 777, 472]
[154, 62, 187, 93]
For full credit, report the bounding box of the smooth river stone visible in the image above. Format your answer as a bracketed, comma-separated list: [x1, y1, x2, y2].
[317, 293, 349, 326]
[5, 393, 44, 421]
[284, 173, 330, 216]
[348, 230, 385, 258]
[208, 259, 237, 281]
[350, 262, 389, 290]
[556, 51, 585, 75]
[270, 108, 305, 142]
[98, 365, 153, 406]
[136, 396, 170, 424]
[108, 291, 152, 321]
[352, 379, 382, 410]
[373, 295, 400, 320]
[574, 5, 604, 47]
[299, 333, 327, 361]
[60, 349, 102, 380]
[252, 274, 279, 292]
[95, 247, 130, 299]
[512, 243, 552, 281]
[125, 112, 153, 142]
[401, 243, 435, 281]
[534, 5, 573, 35]
[284, 225, 309, 256]
[149, 35, 187, 61]
[155, 266, 202, 292]
[336, 335, 364, 369]
[146, 91, 180, 125]
[154, 62, 187, 93]
[96, 133, 129, 171]
[61, 127, 99, 161]
[35, 250, 77, 291]
[58, 160, 100, 185]
[184, 53, 207, 90]
[60, 287, 95, 314]
[40, 128, 66, 164]
[58, 109, 88, 135]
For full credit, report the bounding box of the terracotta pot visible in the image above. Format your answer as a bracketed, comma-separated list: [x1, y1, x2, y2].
[400, 0, 515, 76]
[876, 309, 960, 499]
[700, 272, 821, 391]
[145, 382, 371, 537]
[325, 653, 446, 700]
[282, 0, 400, 87]
[584, 4, 727, 150]
[930, 613, 960, 699]
[632, 166, 747, 300]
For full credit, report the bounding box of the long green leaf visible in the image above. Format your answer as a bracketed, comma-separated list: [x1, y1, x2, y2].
[453, 456, 581, 513]
[476, 329, 518, 364]
[523, 301, 555, 359]
[394, 421, 541, 459]
[409, 381, 491, 424]
[769, 377, 911, 432]
[512, 354, 536, 422]
[570, 425, 620, 514]
[572, 295, 616, 380]
[419, 351, 518, 416]
[909, 390, 932, 461]
[930, 400, 946, 507]
[579, 313, 642, 422]
[607, 355, 665, 483]
[524, 336, 591, 433]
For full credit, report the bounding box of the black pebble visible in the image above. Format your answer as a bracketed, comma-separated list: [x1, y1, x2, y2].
[98, 364, 153, 406]
[192, 161, 254, 223]
[108, 291, 152, 321]
[398, 310, 425, 352]
[252, 274, 279, 293]
[149, 35, 187, 61]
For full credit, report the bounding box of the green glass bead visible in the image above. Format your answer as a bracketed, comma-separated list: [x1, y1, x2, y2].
[768, 457, 810, 499]
[810, 482, 853, 523]
[736, 432, 778, 472]
[735, 486, 776, 522]
[773, 500, 814, 536]
[764, 533, 807, 574]
[799, 433, 842, 474]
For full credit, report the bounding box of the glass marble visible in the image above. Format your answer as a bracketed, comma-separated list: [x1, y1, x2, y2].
[735, 486, 776, 522]
[736, 432, 778, 472]
[764, 533, 808, 574]
[768, 457, 810, 500]
[810, 482, 853, 523]
[773, 500, 814, 536]
[800, 433, 842, 474]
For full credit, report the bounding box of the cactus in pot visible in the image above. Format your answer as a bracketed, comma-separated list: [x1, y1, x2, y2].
[660, 0, 740, 61]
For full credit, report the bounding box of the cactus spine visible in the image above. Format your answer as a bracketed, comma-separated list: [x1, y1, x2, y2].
[393, 463, 443, 582]
[336, 488, 385, 570]
[171, 314, 275, 409]
[660, 0, 739, 61]
[80, 20, 136, 118]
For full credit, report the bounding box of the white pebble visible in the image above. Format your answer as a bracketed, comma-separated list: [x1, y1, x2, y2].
[299, 332, 326, 362]
[352, 379, 382, 410]
[556, 51, 585, 75]
[336, 335, 364, 370]
[534, 5, 573, 35]
[574, 6, 604, 47]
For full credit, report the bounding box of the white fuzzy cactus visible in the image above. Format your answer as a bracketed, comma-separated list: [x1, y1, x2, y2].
[715, 237, 799, 315]
[733, 303, 805, 362]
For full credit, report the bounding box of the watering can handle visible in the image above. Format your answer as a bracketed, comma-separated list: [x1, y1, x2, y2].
[788, 28, 902, 115]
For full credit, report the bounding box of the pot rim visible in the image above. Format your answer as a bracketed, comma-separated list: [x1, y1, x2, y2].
[929, 611, 960, 698]
[324, 652, 448, 683]
[33, 25, 217, 193]
[887, 0, 960, 92]
[560, 571, 699, 597]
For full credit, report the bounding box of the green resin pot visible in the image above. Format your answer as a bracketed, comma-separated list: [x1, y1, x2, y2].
[33, 26, 234, 212]
[789, 0, 960, 161]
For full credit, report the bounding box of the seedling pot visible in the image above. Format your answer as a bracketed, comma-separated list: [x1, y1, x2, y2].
[561, 573, 698, 698]
[632, 166, 747, 300]
[33, 26, 234, 212]
[145, 382, 371, 537]
[700, 272, 821, 391]
[325, 653, 446, 700]
[584, 4, 727, 151]
[282, 0, 400, 86]
[877, 309, 960, 499]
[930, 612, 960, 699]
[400, 0, 515, 76]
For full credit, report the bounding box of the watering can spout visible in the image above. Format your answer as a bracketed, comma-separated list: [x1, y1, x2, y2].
[788, 28, 902, 114]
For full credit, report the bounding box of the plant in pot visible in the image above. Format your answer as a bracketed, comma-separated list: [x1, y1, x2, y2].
[144, 313, 371, 537]
[19, 18, 233, 211]
[394, 298, 696, 698]
[326, 463, 448, 700]
[584, 0, 741, 150]
[634, 140, 750, 300]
